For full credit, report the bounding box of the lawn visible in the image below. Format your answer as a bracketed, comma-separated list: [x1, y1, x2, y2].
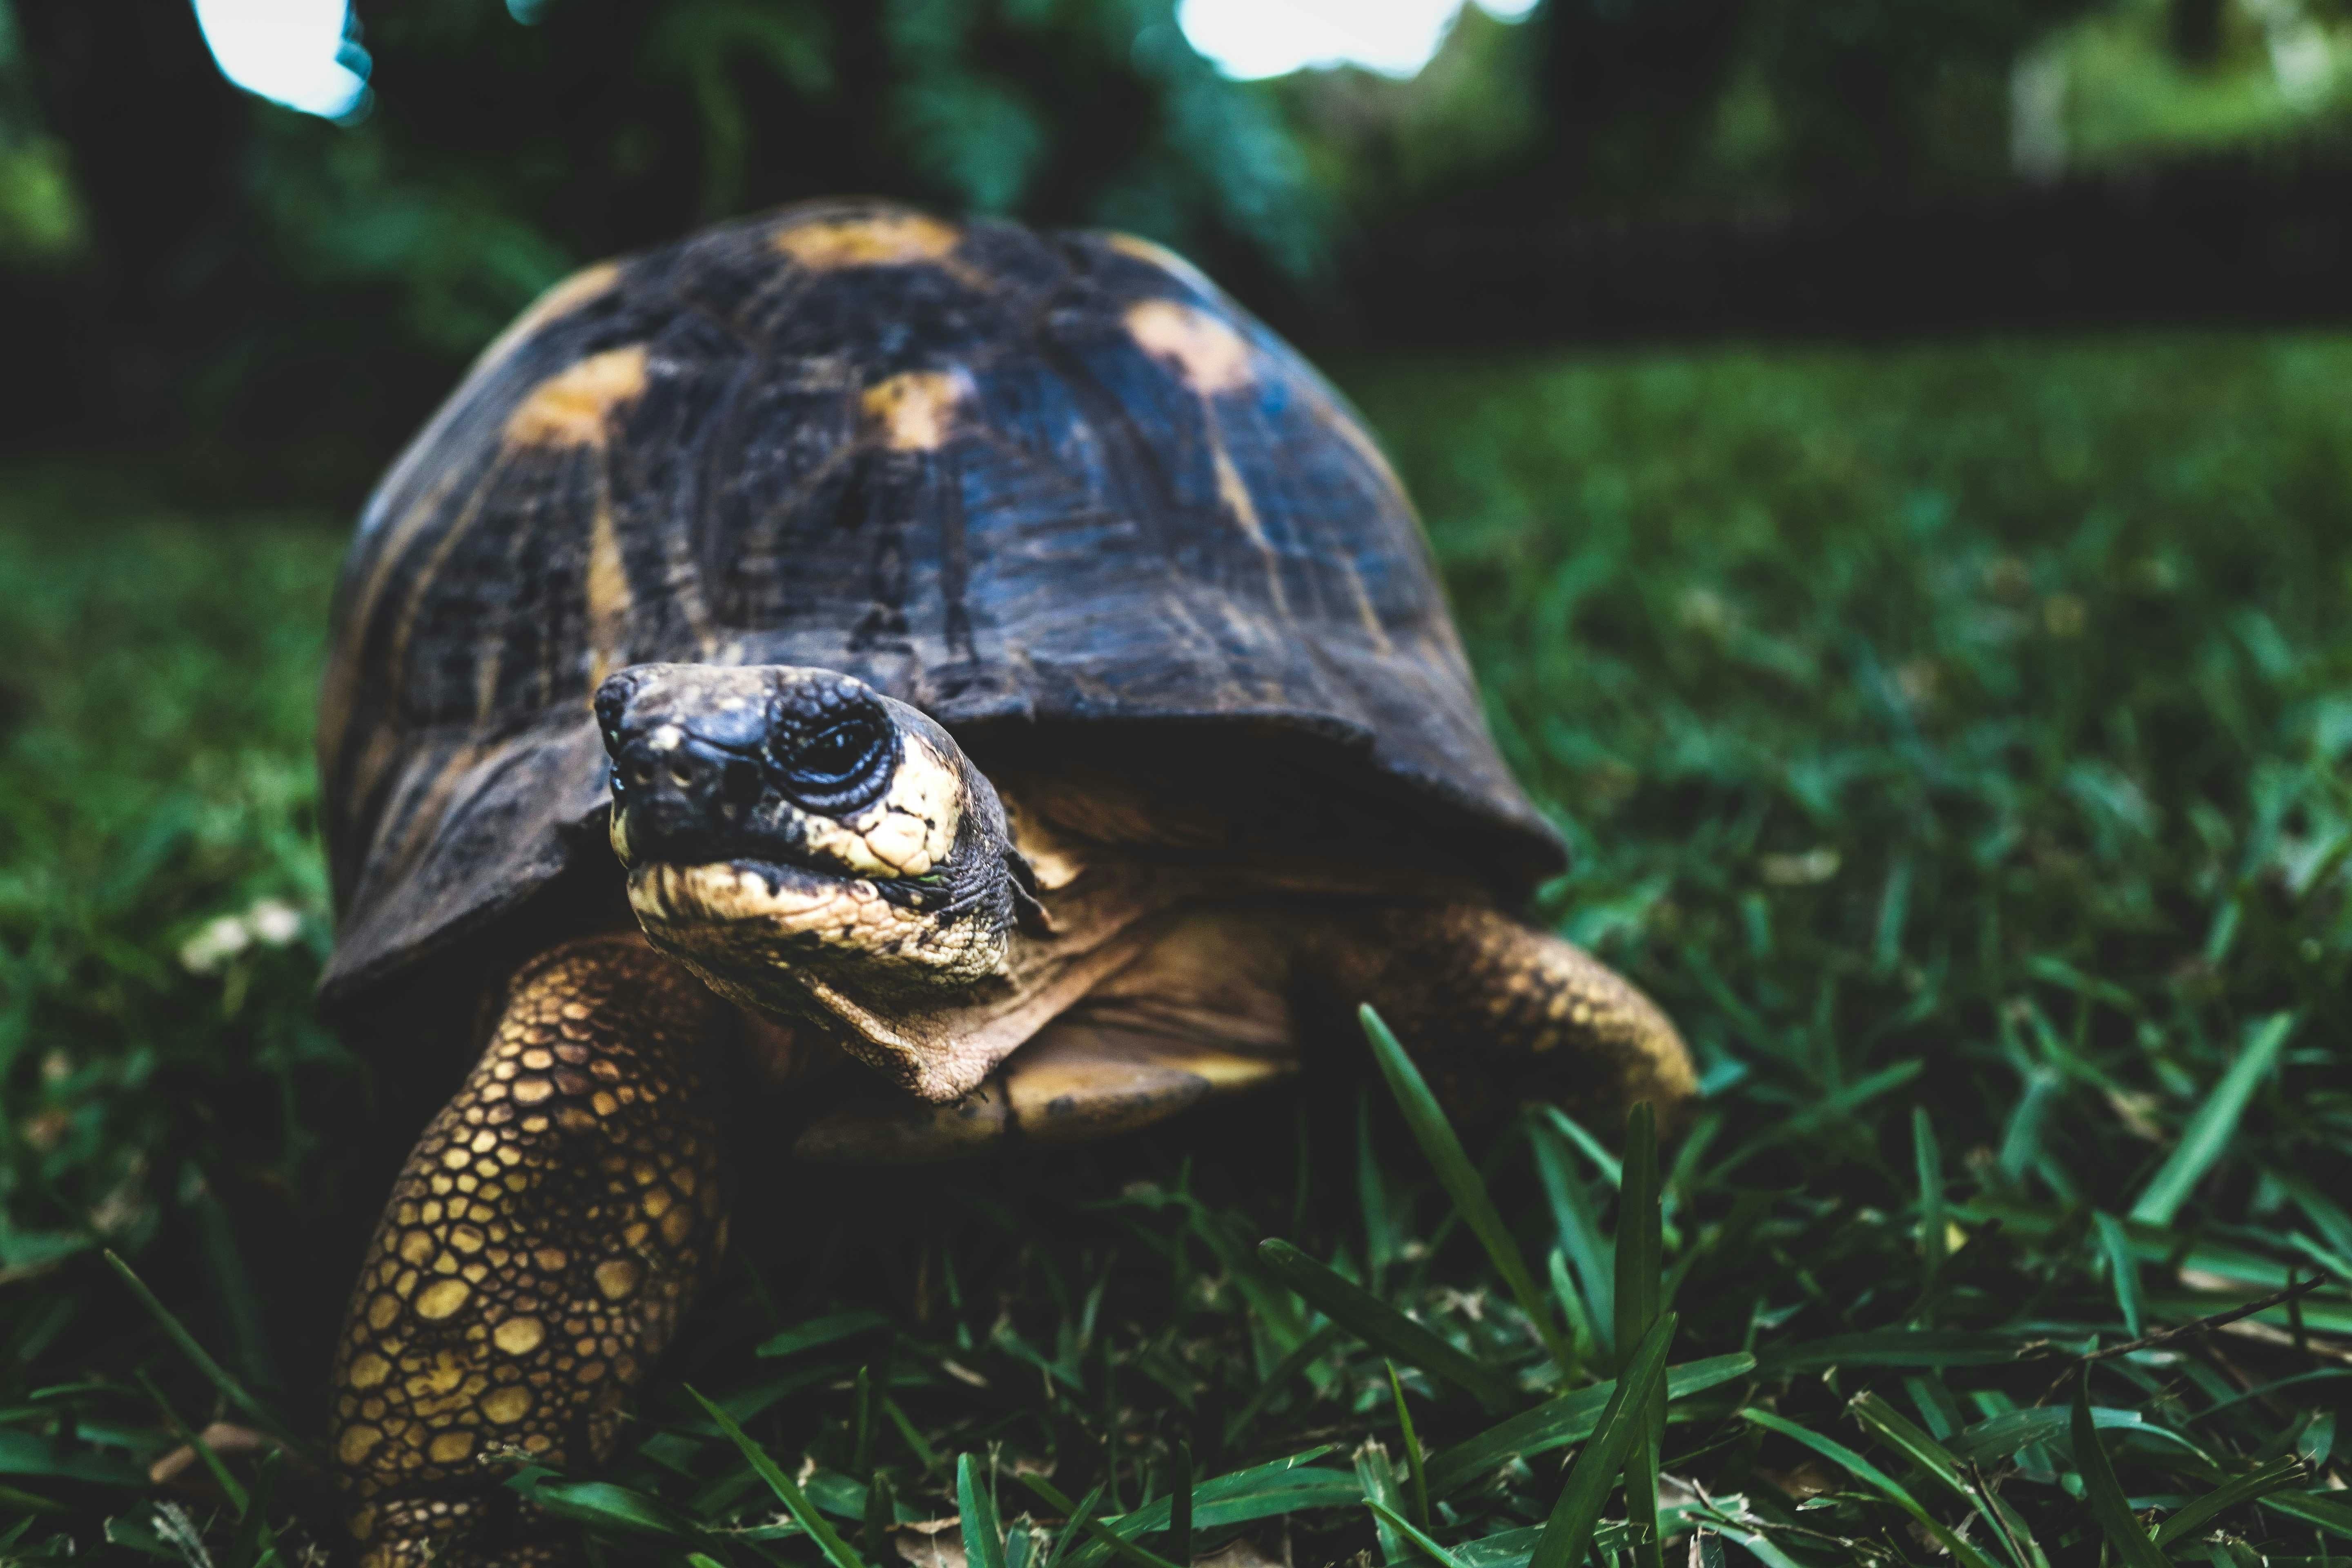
[4, 333, 2351, 1566]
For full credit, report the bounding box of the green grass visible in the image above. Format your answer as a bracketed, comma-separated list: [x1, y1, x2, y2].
[6, 333, 2352, 1566]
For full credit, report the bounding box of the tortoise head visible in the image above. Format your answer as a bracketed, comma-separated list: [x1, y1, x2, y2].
[595, 664, 1031, 1069]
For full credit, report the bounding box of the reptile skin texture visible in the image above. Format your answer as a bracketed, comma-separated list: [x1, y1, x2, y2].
[1316, 903, 1695, 1130]
[327, 935, 726, 1568]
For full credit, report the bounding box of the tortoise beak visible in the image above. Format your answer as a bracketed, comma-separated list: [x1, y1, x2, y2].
[604, 726, 766, 868]
[596, 666, 775, 867]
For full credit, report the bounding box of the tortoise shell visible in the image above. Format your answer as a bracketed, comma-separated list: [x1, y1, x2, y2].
[318, 200, 1563, 1007]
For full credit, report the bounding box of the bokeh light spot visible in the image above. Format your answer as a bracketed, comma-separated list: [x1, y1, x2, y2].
[1177, 0, 1535, 81]
[191, 0, 370, 121]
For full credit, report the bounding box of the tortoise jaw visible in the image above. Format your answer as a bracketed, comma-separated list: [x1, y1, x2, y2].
[623, 858, 990, 972]
[623, 857, 1017, 1100]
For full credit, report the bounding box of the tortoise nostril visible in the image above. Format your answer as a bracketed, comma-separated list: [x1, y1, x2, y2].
[610, 730, 774, 861]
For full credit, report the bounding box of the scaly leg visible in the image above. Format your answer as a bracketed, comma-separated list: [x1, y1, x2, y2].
[329, 935, 728, 1568]
[1307, 903, 1695, 1129]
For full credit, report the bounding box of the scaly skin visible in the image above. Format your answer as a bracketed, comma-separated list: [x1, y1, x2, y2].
[328, 935, 726, 1568]
[1309, 903, 1695, 1131]
[323, 906, 1688, 1568]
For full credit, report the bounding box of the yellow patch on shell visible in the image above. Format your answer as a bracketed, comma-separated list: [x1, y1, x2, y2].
[1125, 299, 1252, 394]
[774, 212, 961, 269]
[584, 496, 633, 698]
[503, 345, 650, 448]
[860, 370, 966, 452]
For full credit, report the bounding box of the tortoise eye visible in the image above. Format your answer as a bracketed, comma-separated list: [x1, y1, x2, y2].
[773, 706, 897, 813]
[795, 719, 877, 782]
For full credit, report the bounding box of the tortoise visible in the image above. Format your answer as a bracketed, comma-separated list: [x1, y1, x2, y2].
[316, 199, 1693, 1568]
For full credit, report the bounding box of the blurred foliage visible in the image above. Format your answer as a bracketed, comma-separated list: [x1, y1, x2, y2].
[0, 0, 1319, 470]
[1523, 0, 2096, 208]
[7, 0, 2352, 473]
[228, 0, 1325, 353]
[1263, 0, 2103, 228]
[2040, 0, 2352, 167]
[0, 0, 79, 263]
[1278, 0, 2352, 233]
[1363, 335, 2352, 1067]
[8, 333, 2352, 1560]
[0, 471, 349, 1294]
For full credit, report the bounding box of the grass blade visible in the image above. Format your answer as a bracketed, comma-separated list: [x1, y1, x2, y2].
[1354, 1441, 1408, 1566]
[1017, 1473, 1185, 1568]
[103, 1252, 316, 1465]
[880, 1393, 943, 1474]
[1739, 1408, 2001, 1568]
[687, 1385, 869, 1568]
[1169, 1441, 1192, 1567]
[1387, 1362, 1430, 1529]
[756, 1310, 892, 1361]
[1361, 1005, 1570, 1371]
[865, 1469, 896, 1562]
[1422, 1353, 1755, 1497]
[960, 1454, 1007, 1568]
[1547, 1248, 1600, 1367]
[525, 1477, 699, 1539]
[2150, 1454, 2304, 1547]
[1366, 1497, 1469, 1568]
[1615, 1104, 1664, 1568]
[135, 1371, 247, 1518]
[1040, 1481, 1106, 1568]
[1058, 1450, 1348, 1549]
[1848, 1392, 2036, 1568]
[2070, 1378, 2171, 1567]
[2094, 1212, 2146, 1338]
[1756, 1330, 2020, 1373]
[2264, 1489, 2352, 1541]
[853, 1365, 877, 1477]
[1915, 1106, 1947, 1293]
[1256, 1239, 1513, 1408]
[1528, 1310, 1677, 1568]
[1359, 1089, 1395, 1288]
[2129, 1012, 2293, 1225]
[1530, 1120, 1614, 1362]
[1538, 1107, 1623, 1188]
[1221, 1322, 1345, 1446]
[225, 1450, 281, 1568]
[1945, 1405, 2202, 1466]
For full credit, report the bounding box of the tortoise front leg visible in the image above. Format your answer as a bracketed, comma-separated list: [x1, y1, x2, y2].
[1306, 904, 1695, 1130]
[330, 935, 728, 1568]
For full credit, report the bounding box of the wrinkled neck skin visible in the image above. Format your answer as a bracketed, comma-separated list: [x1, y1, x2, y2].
[601, 663, 1094, 1102]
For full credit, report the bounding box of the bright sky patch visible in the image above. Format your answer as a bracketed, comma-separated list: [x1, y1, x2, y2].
[191, 0, 370, 121]
[1176, 0, 1538, 81]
